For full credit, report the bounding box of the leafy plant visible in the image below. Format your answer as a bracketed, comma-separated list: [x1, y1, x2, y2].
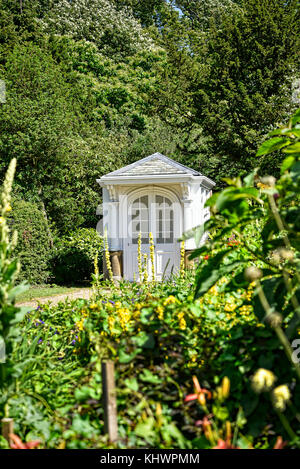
[9, 198, 52, 284]
[51, 228, 103, 284]
[0, 159, 29, 414]
[188, 108, 300, 445]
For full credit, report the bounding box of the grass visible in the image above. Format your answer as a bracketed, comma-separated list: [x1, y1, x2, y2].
[16, 285, 83, 302]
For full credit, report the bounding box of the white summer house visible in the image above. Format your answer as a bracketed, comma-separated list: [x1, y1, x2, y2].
[97, 152, 215, 281]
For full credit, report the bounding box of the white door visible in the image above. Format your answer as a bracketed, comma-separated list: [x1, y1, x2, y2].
[125, 190, 181, 281]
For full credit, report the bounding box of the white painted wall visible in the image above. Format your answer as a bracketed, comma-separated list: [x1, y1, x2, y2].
[102, 181, 211, 256]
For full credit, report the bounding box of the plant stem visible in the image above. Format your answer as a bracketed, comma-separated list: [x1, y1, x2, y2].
[268, 193, 300, 284]
[276, 409, 298, 442]
[267, 193, 300, 335]
[257, 281, 300, 381]
[267, 194, 291, 249]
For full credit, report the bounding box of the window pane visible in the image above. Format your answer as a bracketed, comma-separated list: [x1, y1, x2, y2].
[131, 196, 149, 244]
[155, 196, 174, 244]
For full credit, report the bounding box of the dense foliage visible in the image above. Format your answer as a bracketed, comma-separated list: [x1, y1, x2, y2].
[0, 0, 298, 243]
[155, 0, 299, 184]
[9, 198, 52, 284]
[51, 228, 103, 284]
[0, 0, 300, 451]
[0, 110, 299, 449]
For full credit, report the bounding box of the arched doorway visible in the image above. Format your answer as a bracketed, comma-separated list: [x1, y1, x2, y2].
[124, 187, 181, 281]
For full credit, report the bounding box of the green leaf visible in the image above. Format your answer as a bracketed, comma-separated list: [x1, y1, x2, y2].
[283, 142, 300, 153]
[191, 436, 211, 449]
[256, 137, 290, 156]
[9, 306, 31, 325]
[281, 156, 295, 174]
[118, 348, 140, 364]
[194, 251, 248, 298]
[212, 404, 229, 420]
[140, 369, 162, 384]
[8, 283, 29, 302]
[243, 170, 258, 188]
[215, 187, 260, 212]
[124, 377, 139, 392]
[291, 109, 300, 125]
[132, 332, 155, 349]
[134, 417, 155, 438]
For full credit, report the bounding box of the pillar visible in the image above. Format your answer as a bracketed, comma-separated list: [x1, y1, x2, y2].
[103, 251, 123, 282]
[184, 249, 195, 270]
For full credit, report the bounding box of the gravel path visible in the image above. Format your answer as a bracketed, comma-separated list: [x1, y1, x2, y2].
[16, 288, 93, 308]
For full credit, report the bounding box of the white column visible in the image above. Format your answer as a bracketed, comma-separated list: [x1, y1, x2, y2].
[183, 200, 195, 250]
[181, 182, 196, 250]
[101, 187, 109, 237]
[108, 201, 120, 250]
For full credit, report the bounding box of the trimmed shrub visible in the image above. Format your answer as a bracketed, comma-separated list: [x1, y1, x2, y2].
[9, 199, 52, 284]
[51, 228, 103, 284]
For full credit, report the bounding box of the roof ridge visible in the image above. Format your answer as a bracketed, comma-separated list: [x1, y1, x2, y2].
[102, 152, 202, 177]
[156, 153, 202, 175]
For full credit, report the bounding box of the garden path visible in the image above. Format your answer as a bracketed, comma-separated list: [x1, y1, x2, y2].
[16, 287, 93, 308]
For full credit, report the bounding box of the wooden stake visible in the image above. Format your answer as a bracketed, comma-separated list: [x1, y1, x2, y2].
[1, 417, 13, 446]
[101, 360, 118, 443]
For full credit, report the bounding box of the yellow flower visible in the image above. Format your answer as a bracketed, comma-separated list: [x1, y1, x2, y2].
[117, 307, 131, 331]
[177, 311, 186, 330]
[180, 241, 185, 278]
[143, 253, 148, 283]
[149, 232, 155, 281]
[108, 315, 115, 334]
[163, 295, 177, 306]
[251, 368, 276, 393]
[179, 319, 186, 330]
[272, 385, 291, 411]
[89, 303, 98, 310]
[209, 285, 218, 295]
[0, 217, 4, 224]
[224, 302, 237, 312]
[221, 376, 230, 399]
[75, 317, 85, 331]
[6, 205, 12, 212]
[257, 182, 272, 190]
[133, 309, 141, 319]
[156, 305, 164, 320]
[104, 229, 114, 283]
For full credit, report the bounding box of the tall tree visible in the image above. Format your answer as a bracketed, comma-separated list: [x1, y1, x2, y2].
[113, 0, 165, 26]
[40, 0, 155, 57]
[156, 0, 300, 183]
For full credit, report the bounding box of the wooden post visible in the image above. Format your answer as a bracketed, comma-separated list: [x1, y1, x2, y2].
[1, 418, 13, 446]
[102, 360, 118, 443]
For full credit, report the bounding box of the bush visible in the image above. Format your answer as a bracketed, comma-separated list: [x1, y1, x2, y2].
[51, 228, 103, 284]
[187, 108, 300, 445]
[9, 198, 52, 284]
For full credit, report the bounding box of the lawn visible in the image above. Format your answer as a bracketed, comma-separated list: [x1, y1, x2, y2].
[16, 285, 82, 303]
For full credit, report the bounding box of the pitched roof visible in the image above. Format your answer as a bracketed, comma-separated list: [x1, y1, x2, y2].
[102, 152, 202, 178]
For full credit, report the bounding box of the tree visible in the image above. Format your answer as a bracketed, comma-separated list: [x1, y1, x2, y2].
[155, 0, 300, 184]
[174, 0, 241, 30]
[113, 0, 165, 26]
[40, 0, 154, 57]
